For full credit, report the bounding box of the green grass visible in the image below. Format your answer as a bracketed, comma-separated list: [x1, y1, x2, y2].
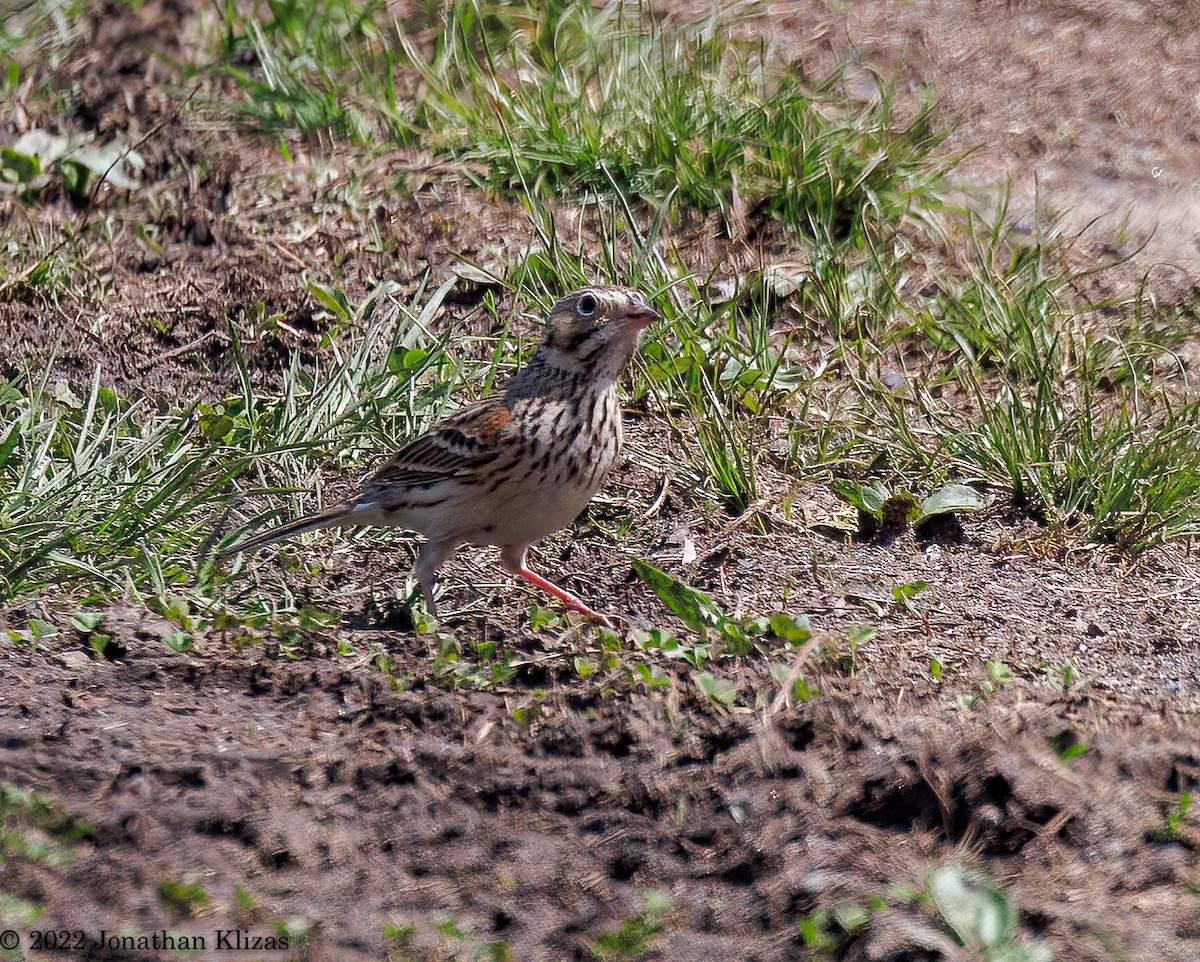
[771, 193, 1200, 555]
[0, 0, 96, 65]
[403, 0, 948, 241]
[0, 279, 458, 610]
[201, 0, 406, 143]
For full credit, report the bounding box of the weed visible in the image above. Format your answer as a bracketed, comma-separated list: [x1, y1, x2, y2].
[0, 783, 88, 869]
[956, 660, 1014, 710]
[927, 864, 1052, 962]
[157, 877, 211, 920]
[1148, 791, 1195, 845]
[796, 866, 1049, 961]
[432, 637, 518, 690]
[590, 890, 671, 961]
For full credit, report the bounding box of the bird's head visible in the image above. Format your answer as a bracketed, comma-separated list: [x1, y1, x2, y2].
[539, 286, 659, 382]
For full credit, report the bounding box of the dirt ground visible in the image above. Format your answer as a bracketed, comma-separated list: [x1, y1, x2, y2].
[2, 1, 1200, 960]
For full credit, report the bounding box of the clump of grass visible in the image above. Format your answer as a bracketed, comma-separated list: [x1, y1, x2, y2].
[590, 890, 672, 961]
[0, 365, 241, 604]
[404, 0, 949, 241]
[950, 366, 1200, 552]
[915, 201, 1065, 381]
[194, 0, 948, 238]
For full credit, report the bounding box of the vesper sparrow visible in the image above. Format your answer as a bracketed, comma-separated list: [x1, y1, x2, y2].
[226, 286, 659, 628]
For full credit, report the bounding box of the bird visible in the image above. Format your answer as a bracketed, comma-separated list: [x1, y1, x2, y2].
[224, 285, 659, 629]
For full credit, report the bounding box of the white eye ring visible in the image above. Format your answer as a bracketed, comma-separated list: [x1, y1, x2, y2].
[576, 293, 597, 317]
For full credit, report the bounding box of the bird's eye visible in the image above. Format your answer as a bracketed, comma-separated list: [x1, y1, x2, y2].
[576, 293, 597, 317]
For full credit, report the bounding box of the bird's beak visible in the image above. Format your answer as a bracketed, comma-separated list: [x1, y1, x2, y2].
[625, 296, 660, 330]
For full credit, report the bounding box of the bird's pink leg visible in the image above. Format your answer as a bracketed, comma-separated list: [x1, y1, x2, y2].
[499, 544, 615, 629]
[515, 565, 615, 629]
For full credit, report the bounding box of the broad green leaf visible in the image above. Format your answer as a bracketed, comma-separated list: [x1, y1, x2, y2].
[633, 559, 752, 652]
[792, 678, 819, 702]
[163, 631, 194, 653]
[1057, 742, 1089, 762]
[1, 147, 40, 183]
[88, 633, 113, 656]
[631, 558, 724, 634]
[927, 865, 1050, 961]
[307, 283, 352, 321]
[919, 483, 987, 520]
[28, 618, 58, 639]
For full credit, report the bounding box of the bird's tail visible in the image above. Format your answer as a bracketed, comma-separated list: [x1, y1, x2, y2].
[221, 503, 353, 557]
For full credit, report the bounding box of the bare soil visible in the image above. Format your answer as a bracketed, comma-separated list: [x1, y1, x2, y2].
[2, 2, 1199, 961]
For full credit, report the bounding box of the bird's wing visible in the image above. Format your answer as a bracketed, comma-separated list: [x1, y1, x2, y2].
[360, 394, 516, 494]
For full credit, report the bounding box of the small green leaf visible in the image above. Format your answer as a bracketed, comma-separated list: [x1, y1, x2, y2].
[28, 618, 58, 639]
[694, 671, 738, 706]
[831, 479, 889, 518]
[892, 580, 931, 603]
[163, 631, 193, 653]
[58, 158, 89, 197]
[929, 658, 943, 682]
[1057, 742, 1089, 762]
[632, 558, 724, 636]
[1, 147, 40, 183]
[70, 612, 106, 633]
[768, 612, 812, 645]
[199, 412, 235, 442]
[308, 282, 352, 321]
[528, 606, 561, 631]
[401, 347, 430, 369]
[88, 634, 113, 656]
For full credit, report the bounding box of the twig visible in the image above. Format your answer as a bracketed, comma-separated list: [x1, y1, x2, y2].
[136, 330, 217, 371]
